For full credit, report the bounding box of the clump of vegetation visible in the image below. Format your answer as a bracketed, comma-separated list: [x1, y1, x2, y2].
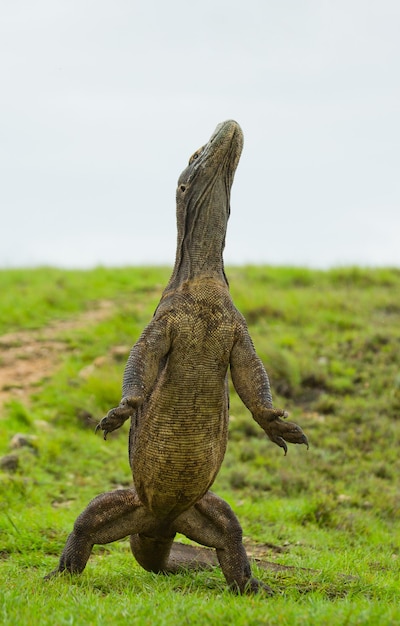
[1, 266, 400, 624]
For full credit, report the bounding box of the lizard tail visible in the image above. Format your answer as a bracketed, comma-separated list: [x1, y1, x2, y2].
[166, 542, 218, 572]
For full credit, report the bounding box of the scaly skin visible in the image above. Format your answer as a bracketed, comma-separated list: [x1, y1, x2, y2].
[46, 120, 308, 594]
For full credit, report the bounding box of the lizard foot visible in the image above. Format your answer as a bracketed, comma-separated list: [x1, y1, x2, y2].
[44, 565, 74, 580]
[230, 577, 274, 595]
[243, 577, 274, 596]
[262, 410, 309, 455]
[44, 568, 62, 580]
[95, 398, 136, 440]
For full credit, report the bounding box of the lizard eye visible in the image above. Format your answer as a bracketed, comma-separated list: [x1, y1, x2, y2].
[180, 185, 186, 192]
[188, 151, 200, 165]
[188, 145, 205, 165]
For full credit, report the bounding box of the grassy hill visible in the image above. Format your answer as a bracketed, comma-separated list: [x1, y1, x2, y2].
[1, 266, 399, 625]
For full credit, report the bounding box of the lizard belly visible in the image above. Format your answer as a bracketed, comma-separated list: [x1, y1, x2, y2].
[130, 381, 229, 518]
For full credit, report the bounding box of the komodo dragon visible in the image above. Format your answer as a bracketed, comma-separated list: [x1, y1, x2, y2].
[47, 120, 308, 594]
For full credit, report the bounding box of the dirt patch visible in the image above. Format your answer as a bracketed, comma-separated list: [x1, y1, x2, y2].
[0, 301, 115, 405]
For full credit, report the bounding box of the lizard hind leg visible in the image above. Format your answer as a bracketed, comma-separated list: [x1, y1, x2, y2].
[171, 491, 273, 595]
[45, 488, 150, 578]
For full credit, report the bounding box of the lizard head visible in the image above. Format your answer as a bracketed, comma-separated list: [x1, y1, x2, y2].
[172, 120, 244, 285]
[177, 120, 243, 197]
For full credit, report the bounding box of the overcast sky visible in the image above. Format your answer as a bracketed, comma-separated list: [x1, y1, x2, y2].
[1, 1, 399, 269]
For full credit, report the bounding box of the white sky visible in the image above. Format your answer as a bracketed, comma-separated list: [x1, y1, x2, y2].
[1, 0, 399, 268]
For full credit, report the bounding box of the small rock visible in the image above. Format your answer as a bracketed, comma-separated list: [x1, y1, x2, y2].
[0, 454, 19, 472]
[34, 420, 53, 431]
[111, 346, 129, 361]
[79, 356, 107, 379]
[10, 433, 38, 450]
[76, 408, 97, 428]
[362, 501, 373, 509]
[51, 499, 76, 509]
[337, 494, 352, 503]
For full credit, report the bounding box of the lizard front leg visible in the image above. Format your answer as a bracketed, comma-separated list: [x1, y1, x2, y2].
[230, 315, 308, 454]
[96, 313, 172, 439]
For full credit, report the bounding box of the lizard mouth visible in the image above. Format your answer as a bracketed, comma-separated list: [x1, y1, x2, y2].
[206, 120, 244, 169]
[210, 119, 243, 145]
[183, 120, 243, 187]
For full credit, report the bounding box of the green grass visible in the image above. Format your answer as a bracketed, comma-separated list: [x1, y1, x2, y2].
[0, 266, 171, 334]
[1, 266, 400, 625]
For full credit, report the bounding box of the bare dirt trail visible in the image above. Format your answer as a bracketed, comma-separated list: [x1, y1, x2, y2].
[0, 301, 115, 405]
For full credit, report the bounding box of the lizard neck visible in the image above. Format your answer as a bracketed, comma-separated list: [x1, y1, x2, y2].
[164, 120, 243, 292]
[169, 189, 229, 287]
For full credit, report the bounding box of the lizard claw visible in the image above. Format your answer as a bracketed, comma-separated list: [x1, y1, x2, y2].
[95, 402, 134, 440]
[261, 410, 309, 454]
[95, 421, 110, 440]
